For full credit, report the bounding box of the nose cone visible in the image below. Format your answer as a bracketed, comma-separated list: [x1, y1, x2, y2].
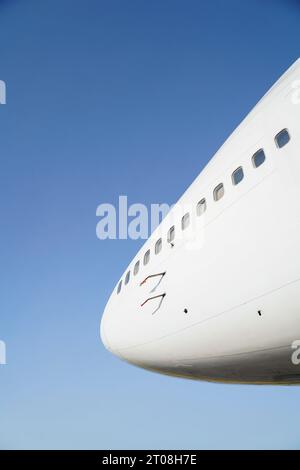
[100, 297, 127, 360]
[100, 295, 147, 368]
[100, 312, 110, 352]
[100, 301, 117, 354]
[100, 282, 143, 358]
[99, 288, 186, 377]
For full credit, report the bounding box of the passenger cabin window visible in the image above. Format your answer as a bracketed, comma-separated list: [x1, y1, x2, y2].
[213, 183, 224, 201]
[125, 271, 130, 285]
[196, 198, 206, 216]
[143, 249, 150, 265]
[252, 149, 265, 168]
[117, 280, 122, 294]
[167, 226, 175, 243]
[155, 238, 162, 255]
[181, 213, 190, 230]
[134, 260, 140, 276]
[232, 167, 244, 185]
[275, 129, 290, 148]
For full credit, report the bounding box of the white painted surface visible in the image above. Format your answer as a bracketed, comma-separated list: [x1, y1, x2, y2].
[101, 59, 300, 384]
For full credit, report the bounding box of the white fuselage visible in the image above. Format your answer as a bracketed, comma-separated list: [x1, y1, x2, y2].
[101, 59, 300, 384]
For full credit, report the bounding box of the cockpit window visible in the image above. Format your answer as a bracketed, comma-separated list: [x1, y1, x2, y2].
[134, 260, 140, 276]
[196, 198, 206, 216]
[143, 250, 150, 265]
[167, 225, 175, 243]
[155, 238, 162, 254]
[275, 128, 290, 148]
[213, 183, 224, 201]
[117, 280, 122, 294]
[252, 149, 265, 168]
[232, 167, 244, 185]
[125, 271, 130, 285]
[181, 213, 190, 230]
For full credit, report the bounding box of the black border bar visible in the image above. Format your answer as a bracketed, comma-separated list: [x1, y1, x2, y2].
[0, 450, 299, 466]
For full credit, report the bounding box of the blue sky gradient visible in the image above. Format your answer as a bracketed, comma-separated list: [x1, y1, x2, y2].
[1, 0, 300, 449]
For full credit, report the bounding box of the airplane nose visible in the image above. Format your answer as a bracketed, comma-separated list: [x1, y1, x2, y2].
[100, 304, 124, 357]
[100, 314, 111, 352]
[100, 301, 193, 378]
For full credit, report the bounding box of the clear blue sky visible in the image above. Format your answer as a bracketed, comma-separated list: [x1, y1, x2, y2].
[1, 0, 300, 450]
